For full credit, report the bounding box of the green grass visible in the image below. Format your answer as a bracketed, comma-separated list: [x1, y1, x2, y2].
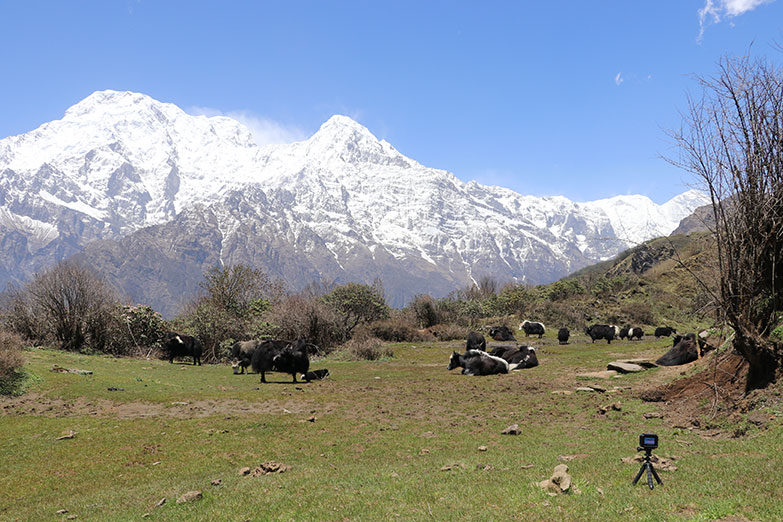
[1, 336, 781, 521]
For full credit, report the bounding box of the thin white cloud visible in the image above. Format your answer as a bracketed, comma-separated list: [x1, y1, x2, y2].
[698, 0, 775, 41]
[188, 107, 306, 146]
[614, 72, 624, 86]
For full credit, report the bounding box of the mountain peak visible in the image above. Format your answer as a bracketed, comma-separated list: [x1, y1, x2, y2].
[64, 90, 157, 118]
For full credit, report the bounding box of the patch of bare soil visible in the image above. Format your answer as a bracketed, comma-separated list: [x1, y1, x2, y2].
[0, 393, 322, 419]
[638, 351, 757, 431]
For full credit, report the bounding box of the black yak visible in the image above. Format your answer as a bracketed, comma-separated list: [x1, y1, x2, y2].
[466, 331, 487, 351]
[557, 327, 570, 344]
[162, 332, 202, 365]
[586, 324, 615, 344]
[488, 326, 516, 341]
[519, 320, 545, 338]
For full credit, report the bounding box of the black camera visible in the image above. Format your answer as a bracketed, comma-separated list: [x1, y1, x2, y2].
[639, 433, 658, 450]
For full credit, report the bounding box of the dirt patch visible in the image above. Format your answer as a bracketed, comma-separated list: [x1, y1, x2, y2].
[638, 351, 751, 428]
[0, 393, 323, 419]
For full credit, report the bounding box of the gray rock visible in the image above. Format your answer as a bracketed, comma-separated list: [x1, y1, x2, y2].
[176, 491, 202, 504]
[607, 361, 645, 373]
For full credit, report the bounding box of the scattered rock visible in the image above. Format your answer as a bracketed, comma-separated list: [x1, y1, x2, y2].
[644, 412, 663, 419]
[152, 461, 161, 466]
[418, 449, 430, 455]
[51, 367, 93, 375]
[248, 462, 291, 476]
[621, 454, 678, 472]
[598, 402, 622, 415]
[170, 401, 189, 406]
[238, 467, 252, 476]
[501, 424, 521, 435]
[476, 464, 493, 471]
[557, 454, 588, 462]
[56, 431, 75, 440]
[578, 370, 618, 379]
[176, 491, 202, 504]
[307, 416, 317, 422]
[56, 509, 68, 514]
[551, 390, 572, 395]
[607, 361, 646, 373]
[618, 359, 657, 368]
[478, 446, 488, 452]
[520, 464, 534, 469]
[639, 390, 664, 402]
[538, 464, 572, 494]
[211, 479, 222, 486]
[154, 498, 166, 508]
[66, 516, 77, 520]
[142, 513, 150, 518]
[596, 487, 604, 496]
[440, 463, 465, 471]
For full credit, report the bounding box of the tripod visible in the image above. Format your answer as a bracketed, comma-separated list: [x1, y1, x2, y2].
[632, 447, 663, 490]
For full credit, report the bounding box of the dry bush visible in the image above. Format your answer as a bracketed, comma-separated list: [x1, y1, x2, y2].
[410, 294, 439, 328]
[525, 301, 587, 332]
[0, 330, 25, 395]
[263, 294, 346, 352]
[429, 323, 471, 341]
[339, 331, 393, 361]
[366, 318, 433, 343]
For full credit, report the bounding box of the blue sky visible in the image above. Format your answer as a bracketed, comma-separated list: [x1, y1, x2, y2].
[1, 0, 782, 203]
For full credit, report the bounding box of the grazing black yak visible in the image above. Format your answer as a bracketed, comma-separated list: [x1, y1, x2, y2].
[630, 327, 644, 340]
[272, 339, 311, 383]
[656, 333, 698, 366]
[557, 327, 570, 344]
[619, 326, 630, 340]
[519, 320, 545, 338]
[231, 340, 260, 374]
[466, 331, 487, 351]
[654, 326, 677, 338]
[488, 326, 516, 341]
[162, 332, 203, 365]
[447, 350, 509, 376]
[585, 324, 615, 344]
[250, 339, 293, 383]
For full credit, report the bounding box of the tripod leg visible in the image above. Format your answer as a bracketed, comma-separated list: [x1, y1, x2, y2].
[646, 463, 654, 489]
[649, 464, 663, 485]
[632, 463, 646, 485]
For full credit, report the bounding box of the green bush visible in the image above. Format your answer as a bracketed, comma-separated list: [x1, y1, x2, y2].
[104, 304, 166, 356]
[322, 282, 390, 335]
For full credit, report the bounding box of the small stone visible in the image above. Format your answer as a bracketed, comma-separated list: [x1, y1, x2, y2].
[155, 498, 166, 508]
[551, 390, 572, 395]
[618, 358, 657, 368]
[170, 401, 189, 406]
[478, 446, 488, 452]
[576, 387, 596, 393]
[390, 472, 399, 478]
[501, 424, 521, 435]
[239, 466, 251, 476]
[419, 448, 430, 455]
[577, 370, 618, 379]
[56, 431, 75, 440]
[211, 479, 222, 486]
[66, 516, 77, 520]
[597, 487, 604, 496]
[643, 412, 663, 419]
[607, 361, 646, 373]
[151, 461, 161, 466]
[176, 490, 202, 504]
[56, 509, 68, 514]
[142, 514, 150, 518]
[307, 416, 317, 422]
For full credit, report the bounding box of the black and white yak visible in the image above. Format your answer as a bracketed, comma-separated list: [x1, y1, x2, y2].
[586, 324, 615, 344]
[488, 345, 539, 369]
[447, 350, 509, 376]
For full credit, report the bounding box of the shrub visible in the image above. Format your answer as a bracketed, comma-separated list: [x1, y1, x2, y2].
[0, 330, 25, 395]
[429, 323, 471, 341]
[322, 282, 390, 335]
[339, 331, 393, 361]
[264, 294, 346, 352]
[365, 319, 433, 343]
[410, 294, 439, 328]
[104, 305, 167, 357]
[621, 301, 657, 326]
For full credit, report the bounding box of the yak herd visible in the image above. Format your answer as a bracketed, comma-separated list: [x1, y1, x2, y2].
[161, 319, 718, 381]
[447, 320, 719, 376]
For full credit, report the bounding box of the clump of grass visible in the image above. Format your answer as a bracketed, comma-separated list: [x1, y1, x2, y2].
[339, 332, 393, 361]
[365, 319, 433, 343]
[0, 329, 26, 395]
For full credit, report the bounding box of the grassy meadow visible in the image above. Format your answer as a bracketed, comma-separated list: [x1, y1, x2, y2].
[1, 334, 781, 521]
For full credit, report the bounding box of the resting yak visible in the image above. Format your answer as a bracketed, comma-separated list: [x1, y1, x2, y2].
[488, 326, 516, 342]
[162, 332, 203, 365]
[656, 333, 698, 366]
[448, 350, 509, 376]
[586, 324, 615, 344]
[488, 345, 539, 369]
[466, 331, 487, 351]
[519, 320, 546, 338]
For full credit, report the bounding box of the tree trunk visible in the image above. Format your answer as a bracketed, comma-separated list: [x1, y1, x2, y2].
[733, 332, 781, 391]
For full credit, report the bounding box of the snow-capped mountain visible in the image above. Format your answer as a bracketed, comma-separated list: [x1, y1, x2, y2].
[0, 90, 709, 314]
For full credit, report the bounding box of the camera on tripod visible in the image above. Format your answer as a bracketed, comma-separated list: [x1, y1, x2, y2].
[639, 433, 658, 450]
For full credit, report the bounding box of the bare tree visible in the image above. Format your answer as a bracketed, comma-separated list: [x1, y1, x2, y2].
[26, 262, 118, 351]
[669, 53, 783, 388]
